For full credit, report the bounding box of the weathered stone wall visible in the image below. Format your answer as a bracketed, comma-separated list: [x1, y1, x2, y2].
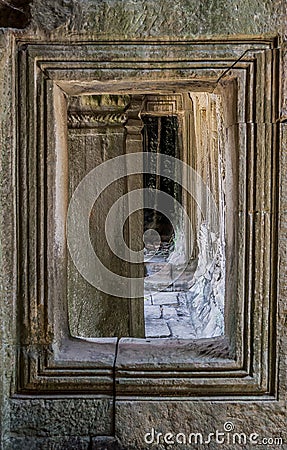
[0, 1, 286, 449]
[0, 30, 18, 449]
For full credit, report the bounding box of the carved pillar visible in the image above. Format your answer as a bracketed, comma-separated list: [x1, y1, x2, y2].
[67, 94, 133, 337]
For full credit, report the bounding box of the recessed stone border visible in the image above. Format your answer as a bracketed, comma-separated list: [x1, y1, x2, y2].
[16, 38, 279, 398]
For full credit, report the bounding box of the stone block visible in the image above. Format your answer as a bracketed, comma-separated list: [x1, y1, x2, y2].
[7, 436, 90, 450]
[90, 436, 123, 450]
[10, 399, 113, 437]
[115, 401, 287, 450]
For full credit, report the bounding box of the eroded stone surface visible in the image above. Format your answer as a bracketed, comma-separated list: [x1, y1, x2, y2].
[115, 401, 287, 450]
[10, 399, 113, 436]
[29, 0, 284, 38]
[6, 436, 90, 450]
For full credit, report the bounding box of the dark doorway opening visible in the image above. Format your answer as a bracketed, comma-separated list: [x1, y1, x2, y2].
[143, 115, 181, 266]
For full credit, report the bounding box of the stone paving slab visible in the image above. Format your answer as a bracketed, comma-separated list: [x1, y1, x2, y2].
[145, 319, 171, 338]
[144, 295, 152, 305]
[160, 306, 178, 319]
[165, 318, 197, 339]
[144, 305, 161, 320]
[151, 292, 179, 306]
[144, 292, 193, 338]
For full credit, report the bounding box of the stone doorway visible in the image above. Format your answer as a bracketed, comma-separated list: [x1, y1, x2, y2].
[67, 91, 226, 340]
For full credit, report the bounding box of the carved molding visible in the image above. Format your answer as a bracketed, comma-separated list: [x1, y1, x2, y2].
[16, 39, 279, 397]
[67, 111, 127, 128]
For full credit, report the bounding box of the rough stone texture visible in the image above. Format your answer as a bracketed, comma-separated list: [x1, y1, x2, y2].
[67, 118, 137, 338]
[10, 399, 113, 437]
[278, 125, 287, 400]
[115, 401, 287, 450]
[29, 0, 285, 38]
[0, 0, 286, 449]
[0, 31, 17, 450]
[6, 436, 90, 450]
[8, 435, 124, 449]
[90, 436, 122, 450]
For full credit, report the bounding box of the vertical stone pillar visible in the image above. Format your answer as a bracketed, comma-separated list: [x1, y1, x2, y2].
[124, 95, 145, 337]
[67, 95, 135, 337]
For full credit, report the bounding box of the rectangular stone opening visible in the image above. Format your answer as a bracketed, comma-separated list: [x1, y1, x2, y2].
[16, 40, 278, 397]
[67, 90, 232, 341]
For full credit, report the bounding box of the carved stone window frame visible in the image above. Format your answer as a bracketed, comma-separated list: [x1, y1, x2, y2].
[16, 38, 279, 398]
